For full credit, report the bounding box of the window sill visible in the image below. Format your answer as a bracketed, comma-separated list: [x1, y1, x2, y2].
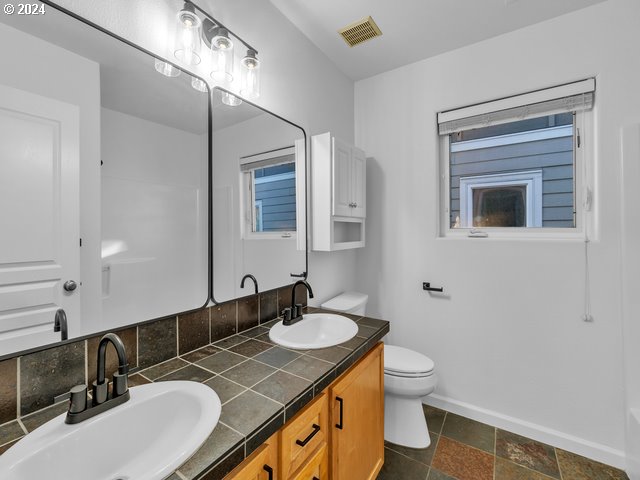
[438, 228, 587, 242]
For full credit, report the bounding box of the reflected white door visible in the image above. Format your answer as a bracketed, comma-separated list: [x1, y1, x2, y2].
[0, 84, 80, 354]
[332, 136, 352, 217]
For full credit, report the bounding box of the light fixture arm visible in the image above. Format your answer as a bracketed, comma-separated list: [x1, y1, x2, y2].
[190, 3, 258, 55]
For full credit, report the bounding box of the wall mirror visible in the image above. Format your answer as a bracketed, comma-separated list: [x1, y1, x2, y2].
[211, 88, 307, 302]
[0, 3, 210, 356]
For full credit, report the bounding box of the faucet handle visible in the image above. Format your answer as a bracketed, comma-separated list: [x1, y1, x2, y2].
[68, 385, 87, 414]
[281, 307, 292, 323]
[294, 304, 304, 319]
[113, 372, 128, 397]
[92, 380, 108, 405]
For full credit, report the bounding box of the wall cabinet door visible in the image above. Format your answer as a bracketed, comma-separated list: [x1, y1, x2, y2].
[332, 137, 353, 217]
[330, 343, 384, 480]
[350, 146, 366, 218]
[331, 137, 366, 219]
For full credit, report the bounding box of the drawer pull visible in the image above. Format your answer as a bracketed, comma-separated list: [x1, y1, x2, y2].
[263, 464, 274, 480]
[296, 423, 321, 447]
[335, 396, 344, 430]
[313, 477, 320, 480]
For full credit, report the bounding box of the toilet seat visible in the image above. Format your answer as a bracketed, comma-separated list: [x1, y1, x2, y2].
[384, 345, 434, 376]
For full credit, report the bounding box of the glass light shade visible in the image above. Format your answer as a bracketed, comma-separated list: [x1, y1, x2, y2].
[174, 7, 202, 66]
[191, 77, 208, 92]
[220, 91, 242, 106]
[154, 59, 181, 77]
[240, 50, 260, 99]
[210, 28, 234, 83]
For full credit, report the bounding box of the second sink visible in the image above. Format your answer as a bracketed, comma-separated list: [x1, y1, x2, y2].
[269, 313, 358, 350]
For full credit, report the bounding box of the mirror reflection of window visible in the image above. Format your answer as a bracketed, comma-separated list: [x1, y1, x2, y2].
[241, 146, 297, 236]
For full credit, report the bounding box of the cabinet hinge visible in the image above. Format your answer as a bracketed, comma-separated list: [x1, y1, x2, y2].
[79, 238, 82, 247]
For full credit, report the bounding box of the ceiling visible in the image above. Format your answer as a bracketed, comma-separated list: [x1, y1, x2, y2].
[269, 0, 607, 80]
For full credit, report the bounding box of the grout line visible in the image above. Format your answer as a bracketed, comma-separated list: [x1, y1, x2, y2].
[175, 315, 180, 356]
[16, 356, 20, 420]
[221, 388, 248, 407]
[208, 306, 212, 344]
[494, 427, 497, 480]
[174, 471, 188, 480]
[556, 447, 565, 480]
[16, 417, 27, 436]
[218, 420, 247, 439]
[137, 372, 152, 383]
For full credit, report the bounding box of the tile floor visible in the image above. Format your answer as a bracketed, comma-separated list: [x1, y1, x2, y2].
[377, 405, 630, 480]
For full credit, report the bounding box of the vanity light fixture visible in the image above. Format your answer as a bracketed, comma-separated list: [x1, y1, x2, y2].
[154, 59, 181, 77]
[220, 90, 242, 106]
[155, 3, 260, 97]
[210, 27, 234, 83]
[240, 48, 260, 99]
[174, 1, 202, 66]
[191, 77, 208, 92]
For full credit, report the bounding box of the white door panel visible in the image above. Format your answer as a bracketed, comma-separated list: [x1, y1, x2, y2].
[332, 137, 352, 217]
[0, 84, 80, 354]
[351, 146, 366, 218]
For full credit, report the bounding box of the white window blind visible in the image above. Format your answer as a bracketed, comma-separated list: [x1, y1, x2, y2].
[437, 78, 595, 135]
[240, 146, 295, 171]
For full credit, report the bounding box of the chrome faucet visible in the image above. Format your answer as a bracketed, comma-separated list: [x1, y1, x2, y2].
[282, 280, 314, 326]
[240, 274, 258, 294]
[65, 333, 130, 424]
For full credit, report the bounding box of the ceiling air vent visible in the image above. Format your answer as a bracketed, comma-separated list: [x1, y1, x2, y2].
[338, 16, 382, 47]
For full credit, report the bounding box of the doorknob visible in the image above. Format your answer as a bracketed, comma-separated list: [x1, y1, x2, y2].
[63, 280, 78, 292]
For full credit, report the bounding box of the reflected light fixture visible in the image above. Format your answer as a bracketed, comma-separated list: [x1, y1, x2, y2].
[191, 77, 208, 92]
[154, 59, 181, 77]
[174, 1, 202, 66]
[240, 49, 260, 99]
[221, 91, 242, 106]
[210, 27, 234, 83]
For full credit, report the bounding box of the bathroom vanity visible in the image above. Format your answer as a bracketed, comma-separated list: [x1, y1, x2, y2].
[226, 343, 384, 480]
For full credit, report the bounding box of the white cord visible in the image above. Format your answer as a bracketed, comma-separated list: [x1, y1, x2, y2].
[582, 236, 593, 322]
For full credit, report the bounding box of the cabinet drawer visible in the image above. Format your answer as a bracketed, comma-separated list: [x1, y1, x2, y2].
[225, 434, 278, 480]
[290, 444, 328, 480]
[280, 392, 329, 479]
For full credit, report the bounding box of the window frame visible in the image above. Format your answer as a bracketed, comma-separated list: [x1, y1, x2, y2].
[439, 109, 593, 240]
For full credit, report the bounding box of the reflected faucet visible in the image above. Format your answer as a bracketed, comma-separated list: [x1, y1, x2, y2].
[240, 274, 258, 294]
[282, 280, 314, 326]
[65, 333, 130, 424]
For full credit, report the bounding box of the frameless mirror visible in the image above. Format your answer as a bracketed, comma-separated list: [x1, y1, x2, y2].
[0, 3, 209, 356]
[211, 88, 307, 302]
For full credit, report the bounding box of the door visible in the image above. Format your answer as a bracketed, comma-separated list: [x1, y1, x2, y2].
[330, 343, 384, 480]
[0, 84, 80, 354]
[350, 146, 366, 218]
[332, 136, 352, 217]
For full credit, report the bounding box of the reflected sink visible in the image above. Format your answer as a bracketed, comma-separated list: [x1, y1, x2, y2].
[269, 313, 358, 349]
[0, 381, 221, 480]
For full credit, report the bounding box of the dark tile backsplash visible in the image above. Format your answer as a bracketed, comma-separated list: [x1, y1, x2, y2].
[138, 316, 178, 369]
[20, 341, 85, 416]
[178, 309, 210, 355]
[237, 295, 259, 332]
[259, 290, 277, 324]
[210, 303, 237, 342]
[0, 358, 17, 424]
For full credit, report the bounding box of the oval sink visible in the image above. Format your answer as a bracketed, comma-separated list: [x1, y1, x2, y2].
[269, 313, 358, 349]
[0, 381, 221, 480]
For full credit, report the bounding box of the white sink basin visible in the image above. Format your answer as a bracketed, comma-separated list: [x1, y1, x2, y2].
[269, 313, 358, 349]
[0, 381, 221, 480]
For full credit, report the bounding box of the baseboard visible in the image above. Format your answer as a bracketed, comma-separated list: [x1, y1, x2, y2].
[423, 393, 626, 470]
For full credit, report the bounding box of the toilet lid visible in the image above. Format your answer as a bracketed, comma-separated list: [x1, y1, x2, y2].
[320, 291, 368, 312]
[384, 345, 434, 375]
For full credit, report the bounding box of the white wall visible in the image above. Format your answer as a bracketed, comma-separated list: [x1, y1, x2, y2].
[355, 0, 640, 468]
[0, 21, 102, 335]
[100, 108, 208, 329]
[212, 113, 305, 302]
[51, 0, 359, 306]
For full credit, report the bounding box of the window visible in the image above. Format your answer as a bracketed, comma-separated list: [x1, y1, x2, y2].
[438, 79, 594, 235]
[241, 146, 298, 236]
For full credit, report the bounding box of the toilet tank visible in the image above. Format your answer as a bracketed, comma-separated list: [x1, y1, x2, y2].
[321, 291, 369, 316]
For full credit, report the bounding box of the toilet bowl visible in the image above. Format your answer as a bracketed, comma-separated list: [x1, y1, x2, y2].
[383, 345, 437, 448]
[321, 292, 438, 449]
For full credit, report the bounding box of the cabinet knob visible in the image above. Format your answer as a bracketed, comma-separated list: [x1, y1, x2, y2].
[63, 280, 78, 292]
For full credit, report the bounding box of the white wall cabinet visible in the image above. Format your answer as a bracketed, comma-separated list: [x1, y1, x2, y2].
[312, 132, 366, 251]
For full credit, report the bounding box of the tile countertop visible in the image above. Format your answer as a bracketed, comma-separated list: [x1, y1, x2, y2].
[0, 307, 389, 480]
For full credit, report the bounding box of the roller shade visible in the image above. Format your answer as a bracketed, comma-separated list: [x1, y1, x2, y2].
[438, 78, 595, 135]
[240, 146, 295, 171]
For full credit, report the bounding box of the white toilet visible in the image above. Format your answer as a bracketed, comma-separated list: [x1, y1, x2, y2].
[321, 292, 438, 449]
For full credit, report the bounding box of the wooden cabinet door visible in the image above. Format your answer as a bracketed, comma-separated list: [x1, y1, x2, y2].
[330, 343, 384, 480]
[332, 136, 352, 217]
[225, 434, 278, 480]
[350, 146, 366, 218]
